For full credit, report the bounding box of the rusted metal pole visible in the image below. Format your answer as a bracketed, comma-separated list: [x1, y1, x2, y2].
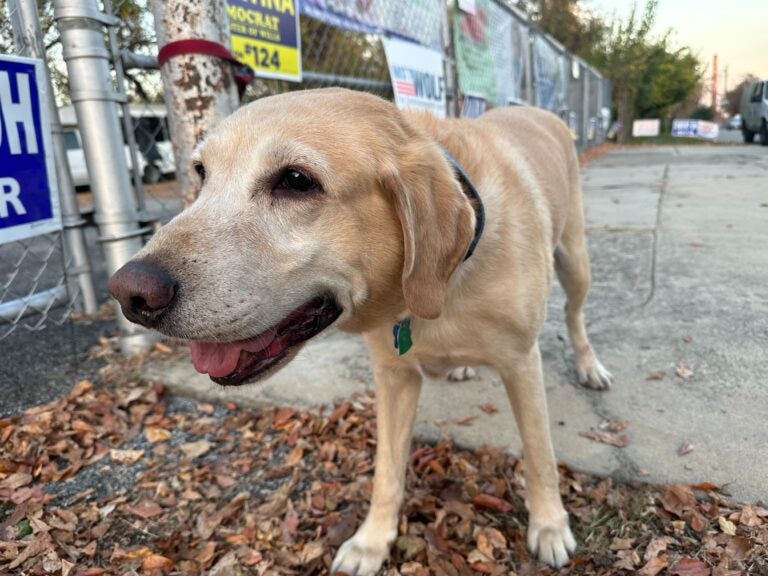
[149, 0, 239, 206]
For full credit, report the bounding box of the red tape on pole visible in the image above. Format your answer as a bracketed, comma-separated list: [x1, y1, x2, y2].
[157, 39, 254, 98]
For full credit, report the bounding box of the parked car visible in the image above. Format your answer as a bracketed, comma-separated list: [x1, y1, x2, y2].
[727, 114, 742, 130]
[740, 79, 768, 145]
[61, 127, 145, 188]
[59, 104, 176, 187]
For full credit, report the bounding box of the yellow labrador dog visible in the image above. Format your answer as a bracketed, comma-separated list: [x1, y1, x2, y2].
[109, 88, 611, 574]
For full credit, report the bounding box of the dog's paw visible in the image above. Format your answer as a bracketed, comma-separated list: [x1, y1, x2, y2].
[447, 366, 476, 381]
[577, 357, 613, 390]
[527, 512, 577, 568]
[331, 529, 393, 576]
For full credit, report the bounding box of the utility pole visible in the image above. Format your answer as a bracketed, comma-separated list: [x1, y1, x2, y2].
[711, 54, 718, 116]
[149, 0, 239, 207]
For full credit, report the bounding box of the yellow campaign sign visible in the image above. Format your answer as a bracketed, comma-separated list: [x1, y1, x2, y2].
[227, 0, 302, 82]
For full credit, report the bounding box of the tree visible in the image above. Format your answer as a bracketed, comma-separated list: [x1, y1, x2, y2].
[0, 0, 160, 104]
[724, 75, 758, 117]
[522, 0, 702, 140]
[588, 1, 658, 141]
[517, 0, 608, 62]
[634, 39, 701, 120]
[691, 105, 714, 120]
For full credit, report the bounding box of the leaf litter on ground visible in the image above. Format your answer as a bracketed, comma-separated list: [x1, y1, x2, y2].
[0, 344, 766, 575]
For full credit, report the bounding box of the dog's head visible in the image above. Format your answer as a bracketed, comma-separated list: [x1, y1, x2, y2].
[108, 89, 474, 385]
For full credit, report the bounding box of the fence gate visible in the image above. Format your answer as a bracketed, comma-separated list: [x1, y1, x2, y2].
[1, 0, 96, 345]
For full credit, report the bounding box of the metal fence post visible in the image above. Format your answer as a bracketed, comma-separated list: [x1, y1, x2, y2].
[53, 0, 153, 354]
[9, 0, 98, 314]
[582, 64, 590, 150]
[442, 0, 459, 118]
[149, 0, 239, 206]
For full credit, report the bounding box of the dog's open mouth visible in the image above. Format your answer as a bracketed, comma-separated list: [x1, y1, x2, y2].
[189, 295, 342, 386]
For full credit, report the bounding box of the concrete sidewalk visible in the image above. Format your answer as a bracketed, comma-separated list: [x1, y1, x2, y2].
[146, 144, 768, 503]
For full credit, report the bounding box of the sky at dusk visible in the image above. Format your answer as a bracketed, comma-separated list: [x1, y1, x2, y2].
[590, 0, 768, 93]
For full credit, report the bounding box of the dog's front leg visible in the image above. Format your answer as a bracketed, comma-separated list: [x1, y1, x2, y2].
[332, 356, 422, 576]
[498, 342, 576, 568]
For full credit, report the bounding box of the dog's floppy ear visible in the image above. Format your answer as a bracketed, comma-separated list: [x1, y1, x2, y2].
[381, 142, 475, 319]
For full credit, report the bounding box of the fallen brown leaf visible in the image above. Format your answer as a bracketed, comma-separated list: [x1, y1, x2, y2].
[453, 414, 479, 426]
[125, 499, 164, 519]
[725, 535, 751, 561]
[141, 554, 173, 571]
[180, 440, 212, 459]
[739, 503, 763, 527]
[477, 404, 499, 415]
[110, 448, 144, 464]
[688, 482, 720, 491]
[660, 484, 697, 517]
[145, 426, 172, 443]
[718, 516, 736, 536]
[675, 363, 694, 379]
[644, 536, 674, 562]
[599, 419, 630, 432]
[579, 430, 630, 448]
[471, 494, 513, 513]
[639, 555, 669, 576]
[610, 537, 635, 551]
[669, 558, 710, 576]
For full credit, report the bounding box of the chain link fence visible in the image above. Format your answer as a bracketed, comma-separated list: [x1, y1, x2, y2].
[0, 0, 95, 341]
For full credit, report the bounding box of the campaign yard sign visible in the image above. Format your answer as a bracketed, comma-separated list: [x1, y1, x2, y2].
[672, 119, 719, 139]
[383, 38, 446, 118]
[227, 0, 302, 82]
[0, 55, 61, 245]
[632, 119, 660, 138]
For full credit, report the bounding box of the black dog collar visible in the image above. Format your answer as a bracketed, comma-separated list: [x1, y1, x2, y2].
[443, 149, 485, 261]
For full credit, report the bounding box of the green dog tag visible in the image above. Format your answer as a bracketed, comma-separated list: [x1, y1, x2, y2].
[393, 318, 413, 356]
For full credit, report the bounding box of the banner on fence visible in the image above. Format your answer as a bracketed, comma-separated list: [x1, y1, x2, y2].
[453, 0, 528, 106]
[461, 94, 486, 118]
[301, 0, 443, 49]
[532, 35, 567, 111]
[0, 55, 61, 245]
[383, 38, 445, 117]
[672, 119, 719, 139]
[227, 0, 302, 82]
[632, 119, 660, 137]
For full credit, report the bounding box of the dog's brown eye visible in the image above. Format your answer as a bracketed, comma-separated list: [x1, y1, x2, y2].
[193, 162, 206, 181]
[278, 169, 316, 193]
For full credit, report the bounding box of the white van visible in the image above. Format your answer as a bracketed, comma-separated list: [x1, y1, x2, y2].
[740, 79, 768, 145]
[59, 104, 176, 187]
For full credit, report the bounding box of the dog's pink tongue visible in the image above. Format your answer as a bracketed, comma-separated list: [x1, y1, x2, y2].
[189, 341, 243, 378]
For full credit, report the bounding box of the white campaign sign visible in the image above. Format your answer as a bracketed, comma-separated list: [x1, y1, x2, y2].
[383, 37, 446, 118]
[0, 54, 60, 244]
[632, 119, 660, 137]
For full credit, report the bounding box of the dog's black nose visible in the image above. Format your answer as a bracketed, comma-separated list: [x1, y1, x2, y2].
[108, 260, 177, 327]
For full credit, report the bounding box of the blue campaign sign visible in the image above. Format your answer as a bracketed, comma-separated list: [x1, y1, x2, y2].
[671, 119, 699, 137]
[0, 54, 61, 244]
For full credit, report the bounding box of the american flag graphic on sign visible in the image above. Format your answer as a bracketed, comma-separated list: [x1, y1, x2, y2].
[395, 79, 415, 96]
[383, 38, 446, 118]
